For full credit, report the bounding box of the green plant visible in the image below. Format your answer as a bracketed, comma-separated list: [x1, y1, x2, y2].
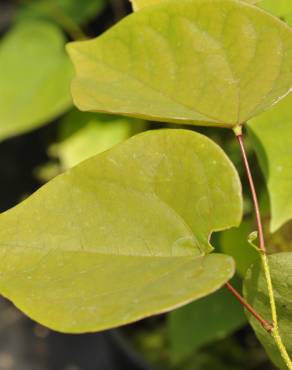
[0, 0, 291, 369]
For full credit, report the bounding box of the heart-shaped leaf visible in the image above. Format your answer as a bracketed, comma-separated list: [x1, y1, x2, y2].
[0, 129, 242, 333]
[248, 93, 292, 232]
[243, 252, 292, 370]
[0, 21, 73, 141]
[67, 0, 292, 128]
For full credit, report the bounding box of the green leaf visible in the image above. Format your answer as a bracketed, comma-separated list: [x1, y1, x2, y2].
[220, 219, 258, 277]
[67, 0, 292, 128]
[168, 276, 247, 363]
[131, 0, 260, 12]
[258, 0, 292, 26]
[130, 0, 162, 11]
[51, 109, 145, 169]
[220, 199, 292, 274]
[243, 252, 292, 370]
[17, 0, 106, 26]
[0, 129, 242, 333]
[266, 220, 292, 253]
[0, 21, 73, 141]
[248, 93, 292, 232]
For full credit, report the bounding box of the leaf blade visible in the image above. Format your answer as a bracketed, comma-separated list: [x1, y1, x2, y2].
[0, 21, 73, 141]
[248, 93, 292, 232]
[243, 252, 292, 370]
[0, 129, 242, 332]
[67, 0, 292, 128]
[0, 251, 234, 333]
[131, 0, 261, 12]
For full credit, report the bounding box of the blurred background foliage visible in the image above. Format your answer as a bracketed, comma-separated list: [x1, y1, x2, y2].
[0, 0, 291, 369]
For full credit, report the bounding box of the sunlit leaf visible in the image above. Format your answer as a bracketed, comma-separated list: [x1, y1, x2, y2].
[248, 94, 292, 232]
[51, 109, 145, 169]
[130, 0, 161, 11]
[168, 276, 246, 362]
[131, 0, 260, 12]
[0, 129, 242, 333]
[243, 252, 292, 370]
[0, 21, 73, 141]
[17, 0, 106, 26]
[67, 0, 292, 128]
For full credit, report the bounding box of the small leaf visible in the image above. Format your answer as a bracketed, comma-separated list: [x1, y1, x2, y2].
[67, 0, 292, 128]
[220, 219, 258, 276]
[17, 0, 106, 26]
[0, 21, 73, 141]
[0, 129, 242, 333]
[51, 109, 145, 169]
[243, 252, 292, 370]
[248, 230, 258, 244]
[248, 93, 292, 232]
[168, 276, 246, 363]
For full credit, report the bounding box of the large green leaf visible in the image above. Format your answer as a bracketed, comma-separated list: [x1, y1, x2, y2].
[17, 0, 106, 26]
[248, 94, 292, 232]
[0, 21, 73, 141]
[51, 109, 145, 169]
[67, 0, 292, 128]
[243, 252, 292, 369]
[0, 129, 242, 333]
[258, 0, 292, 26]
[168, 276, 246, 363]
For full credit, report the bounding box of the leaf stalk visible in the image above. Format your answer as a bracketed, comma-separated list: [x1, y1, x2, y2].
[234, 126, 292, 370]
[235, 129, 266, 254]
[19, 0, 88, 41]
[225, 282, 272, 332]
[49, 3, 88, 40]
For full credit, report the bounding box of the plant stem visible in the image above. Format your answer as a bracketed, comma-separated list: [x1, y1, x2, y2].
[49, 4, 88, 41]
[18, 0, 87, 40]
[236, 129, 266, 254]
[261, 253, 292, 369]
[225, 282, 272, 331]
[234, 125, 292, 370]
